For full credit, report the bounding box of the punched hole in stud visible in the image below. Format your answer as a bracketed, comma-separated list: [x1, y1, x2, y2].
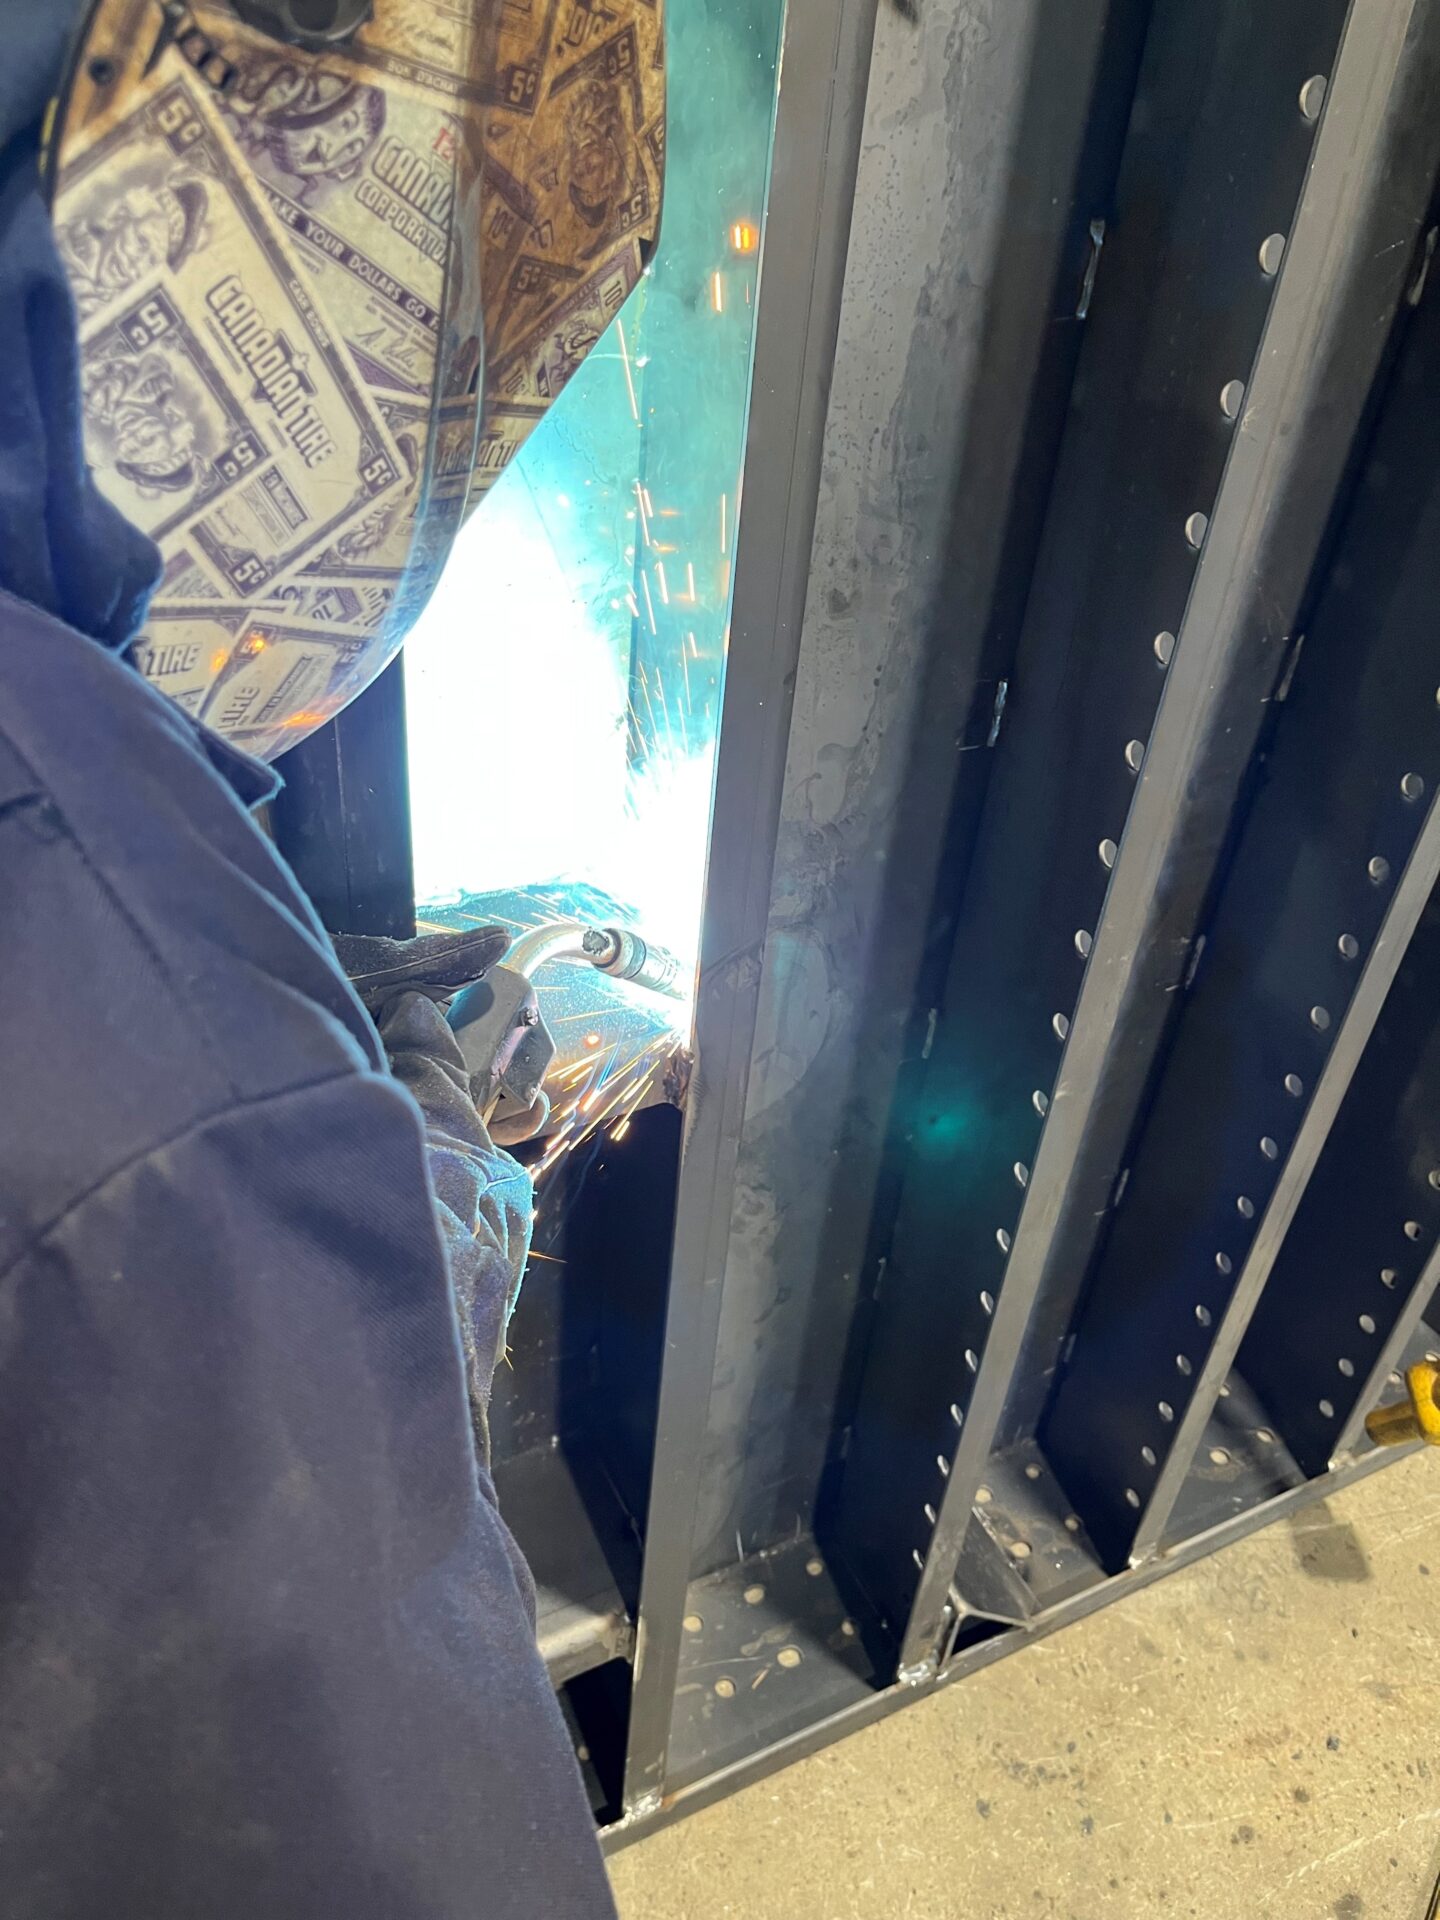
[1009, 1539, 1032, 1559]
[806, 1557, 824, 1576]
[1053, 1013, 1070, 1041]
[997, 1228, 1012, 1254]
[1176, 1354, 1193, 1376]
[683, 1613, 703, 1632]
[1298, 74, 1327, 121]
[1124, 1488, 1140, 1509]
[1260, 1136, 1279, 1160]
[1369, 855, 1391, 884]
[1220, 379, 1244, 420]
[1405, 1220, 1423, 1242]
[1359, 1314, 1376, 1335]
[979, 1291, 995, 1315]
[714, 1677, 736, 1698]
[777, 1646, 802, 1669]
[1338, 1357, 1355, 1377]
[1237, 1195, 1255, 1218]
[1014, 1162, 1028, 1188]
[936, 1455, 950, 1477]
[1184, 512, 1208, 550]
[1032, 1090, 1049, 1116]
[924, 1503, 937, 1523]
[743, 1584, 765, 1605]
[1140, 1445, 1156, 1467]
[1154, 630, 1176, 668]
[1158, 1400, 1174, 1422]
[1215, 1252, 1232, 1275]
[1338, 934, 1359, 962]
[1196, 1304, 1212, 1327]
[1259, 232, 1286, 276]
[1310, 1006, 1331, 1032]
[949, 1402, 963, 1425]
[1381, 1267, 1398, 1288]
[1429, 1168, 1440, 1190]
[1024, 1462, 1042, 1481]
[975, 1485, 993, 1505]
[1098, 839, 1118, 870]
[1210, 1448, 1230, 1466]
[1124, 740, 1144, 773]
[1402, 772, 1425, 801]
[1319, 1398, 1335, 1419]
[1075, 929, 1093, 959]
[1256, 1427, 1275, 1443]
[964, 1348, 979, 1372]
[1064, 1514, 1081, 1532]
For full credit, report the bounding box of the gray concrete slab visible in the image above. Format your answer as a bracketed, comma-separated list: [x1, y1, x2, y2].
[610, 1451, 1440, 1918]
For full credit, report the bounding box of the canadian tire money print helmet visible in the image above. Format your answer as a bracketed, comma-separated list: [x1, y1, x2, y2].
[46, 0, 665, 759]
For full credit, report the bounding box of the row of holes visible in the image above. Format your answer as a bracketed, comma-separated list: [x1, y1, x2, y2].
[918, 66, 1331, 1584]
[1108, 70, 1360, 1513]
[1122, 841, 1416, 1502]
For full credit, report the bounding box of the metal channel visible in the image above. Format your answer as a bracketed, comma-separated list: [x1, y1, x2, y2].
[826, 0, 1352, 1667]
[619, 0, 881, 1816]
[1237, 877, 1440, 1479]
[1041, 145, 1440, 1573]
[1131, 797, 1440, 1560]
[887, 0, 1428, 1666]
[1337, 1256, 1440, 1468]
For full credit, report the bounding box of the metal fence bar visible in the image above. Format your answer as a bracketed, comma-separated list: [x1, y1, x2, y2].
[618, 0, 881, 1818]
[1133, 793, 1440, 1559]
[900, 0, 1440, 1667]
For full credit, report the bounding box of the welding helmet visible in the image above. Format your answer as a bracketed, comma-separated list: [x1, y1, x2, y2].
[44, 0, 664, 758]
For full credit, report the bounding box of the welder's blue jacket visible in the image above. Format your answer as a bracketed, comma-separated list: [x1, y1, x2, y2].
[0, 10, 615, 1915]
[0, 601, 620, 1916]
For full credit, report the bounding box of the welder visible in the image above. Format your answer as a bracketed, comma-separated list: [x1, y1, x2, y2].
[0, 0, 666, 1912]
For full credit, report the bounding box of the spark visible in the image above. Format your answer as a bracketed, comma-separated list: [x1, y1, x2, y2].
[634, 481, 652, 547]
[654, 560, 670, 605]
[711, 271, 724, 314]
[640, 572, 657, 633]
[616, 317, 639, 421]
[719, 493, 728, 554]
[685, 561, 697, 603]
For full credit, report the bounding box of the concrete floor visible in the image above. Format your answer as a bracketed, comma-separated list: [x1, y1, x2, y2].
[609, 1451, 1440, 1919]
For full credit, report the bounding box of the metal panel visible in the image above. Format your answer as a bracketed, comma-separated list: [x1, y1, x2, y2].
[687, 0, 1147, 1586]
[620, 0, 883, 1816]
[1041, 130, 1440, 1569]
[830, 0, 1356, 1672]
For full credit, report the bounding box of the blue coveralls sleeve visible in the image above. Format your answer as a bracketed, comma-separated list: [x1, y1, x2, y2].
[375, 988, 535, 1470]
[0, 591, 617, 1918]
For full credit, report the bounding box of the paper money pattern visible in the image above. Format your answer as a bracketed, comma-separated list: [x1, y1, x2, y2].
[52, 0, 664, 750]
